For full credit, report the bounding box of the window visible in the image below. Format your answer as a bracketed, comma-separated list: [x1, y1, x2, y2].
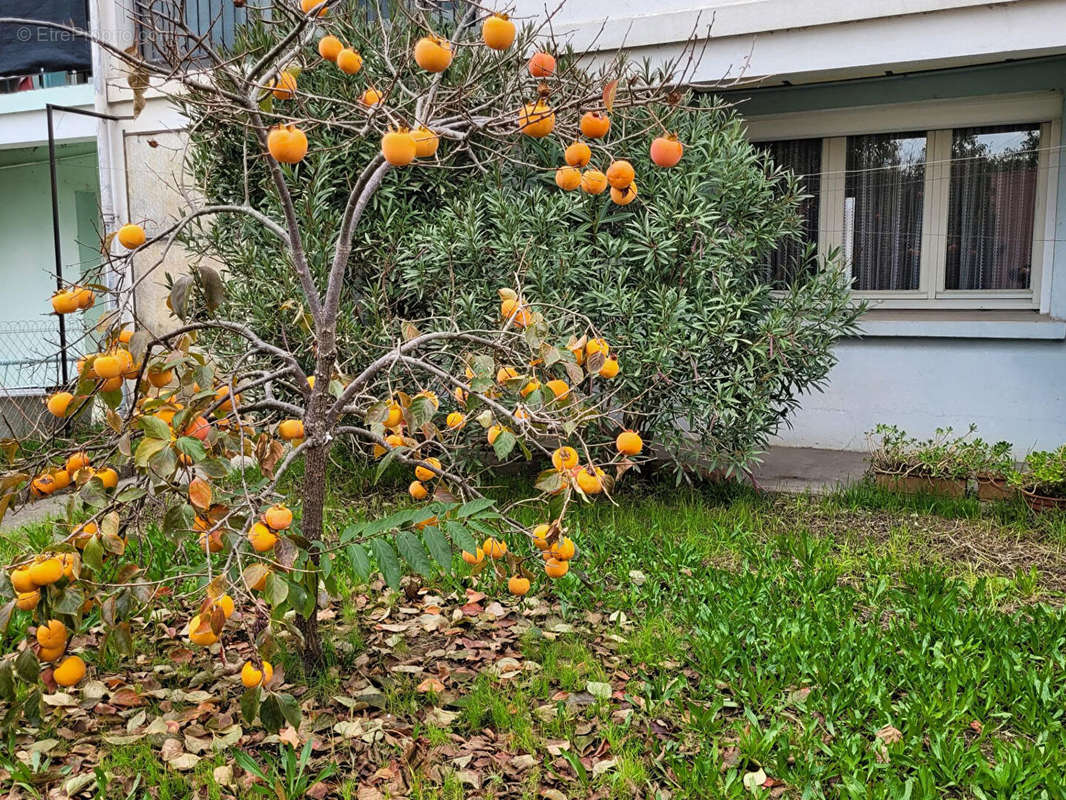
[748, 93, 1060, 310]
[756, 139, 821, 286]
[844, 132, 926, 291]
[945, 125, 1040, 291]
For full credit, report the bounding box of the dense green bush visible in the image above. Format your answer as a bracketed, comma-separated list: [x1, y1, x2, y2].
[185, 16, 860, 474]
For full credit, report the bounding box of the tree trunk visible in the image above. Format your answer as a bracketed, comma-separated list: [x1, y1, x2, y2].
[296, 438, 328, 673]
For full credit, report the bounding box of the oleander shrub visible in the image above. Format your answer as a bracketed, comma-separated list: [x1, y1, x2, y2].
[192, 68, 860, 473]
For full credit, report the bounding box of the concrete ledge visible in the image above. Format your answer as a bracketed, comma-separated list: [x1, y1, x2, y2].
[854, 310, 1066, 340]
[753, 446, 868, 495]
[0, 83, 93, 117]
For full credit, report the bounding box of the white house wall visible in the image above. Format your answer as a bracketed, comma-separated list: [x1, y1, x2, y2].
[728, 57, 1066, 453]
[509, 0, 1066, 454]
[513, 0, 1066, 85]
[0, 84, 95, 149]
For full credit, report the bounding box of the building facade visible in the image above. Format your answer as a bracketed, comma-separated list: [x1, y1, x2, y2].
[512, 0, 1066, 453]
[3, 0, 1065, 452]
[0, 0, 209, 433]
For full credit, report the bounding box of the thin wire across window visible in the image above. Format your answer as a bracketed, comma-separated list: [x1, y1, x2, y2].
[844, 132, 926, 291]
[945, 125, 1040, 290]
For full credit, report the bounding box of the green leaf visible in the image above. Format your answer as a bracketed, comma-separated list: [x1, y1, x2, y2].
[196, 264, 226, 311]
[370, 537, 403, 591]
[373, 446, 401, 484]
[361, 508, 421, 537]
[139, 415, 171, 440]
[346, 543, 371, 580]
[169, 275, 194, 321]
[106, 623, 134, 658]
[78, 479, 108, 509]
[259, 693, 284, 733]
[276, 692, 302, 728]
[422, 526, 452, 571]
[0, 660, 15, 700]
[175, 437, 207, 462]
[492, 430, 516, 460]
[264, 573, 289, 607]
[340, 523, 366, 544]
[23, 687, 42, 725]
[456, 498, 495, 518]
[54, 586, 85, 615]
[364, 401, 388, 426]
[288, 581, 312, 618]
[129, 329, 150, 364]
[100, 389, 123, 410]
[163, 503, 194, 535]
[240, 688, 261, 725]
[408, 395, 436, 429]
[470, 353, 493, 379]
[148, 445, 176, 478]
[395, 531, 434, 578]
[199, 457, 231, 479]
[233, 748, 267, 780]
[466, 518, 499, 540]
[535, 468, 564, 494]
[115, 485, 147, 503]
[134, 436, 169, 468]
[14, 647, 38, 682]
[443, 520, 478, 555]
[0, 599, 14, 636]
[82, 536, 105, 571]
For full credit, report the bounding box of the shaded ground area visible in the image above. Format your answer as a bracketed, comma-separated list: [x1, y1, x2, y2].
[3, 481, 1066, 798]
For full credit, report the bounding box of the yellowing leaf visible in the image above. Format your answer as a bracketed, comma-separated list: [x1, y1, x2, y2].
[603, 79, 618, 112]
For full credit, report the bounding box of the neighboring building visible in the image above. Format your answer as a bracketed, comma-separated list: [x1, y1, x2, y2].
[514, 0, 1066, 454]
[0, 1, 100, 434]
[0, 0, 220, 435]
[4, 0, 1065, 453]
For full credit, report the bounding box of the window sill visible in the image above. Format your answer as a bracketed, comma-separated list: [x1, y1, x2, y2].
[854, 310, 1066, 340]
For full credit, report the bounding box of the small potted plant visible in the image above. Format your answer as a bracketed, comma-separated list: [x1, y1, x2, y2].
[868, 424, 970, 498]
[970, 439, 1016, 501]
[1010, 446, 1066, 512]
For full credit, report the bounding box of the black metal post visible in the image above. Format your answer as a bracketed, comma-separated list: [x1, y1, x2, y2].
[46, 104, 68, 386]
[44, 103, 133, 388]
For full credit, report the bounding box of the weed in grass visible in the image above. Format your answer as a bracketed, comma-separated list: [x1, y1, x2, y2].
[95, 743, 201, 800]
[234, 740, 337, 800]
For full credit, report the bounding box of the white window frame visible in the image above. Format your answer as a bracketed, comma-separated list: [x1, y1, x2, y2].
[745, 91, 1062, 311]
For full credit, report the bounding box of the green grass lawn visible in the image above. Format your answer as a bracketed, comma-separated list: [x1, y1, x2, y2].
[4, 476, 1066, 798]
[541, 485, 1066, 798]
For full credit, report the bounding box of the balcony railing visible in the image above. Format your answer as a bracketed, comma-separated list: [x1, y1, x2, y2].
[0, 70, 91, 96]
[0, 0, 92, 94]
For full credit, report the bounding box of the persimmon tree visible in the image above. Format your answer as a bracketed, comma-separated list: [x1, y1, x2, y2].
[0, 0, 705, 725]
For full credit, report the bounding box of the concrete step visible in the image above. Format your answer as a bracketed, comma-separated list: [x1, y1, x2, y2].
[752, 446, 868, 495]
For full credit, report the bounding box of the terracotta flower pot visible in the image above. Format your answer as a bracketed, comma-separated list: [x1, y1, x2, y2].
[874, 471, 967, 498]
[1022, 488, 1066, 513]
[976, 475, 1015, 502]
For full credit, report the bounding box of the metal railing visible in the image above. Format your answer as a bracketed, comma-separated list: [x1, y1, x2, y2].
[0, 320, 75, 394]
[0, 71, 91, 95]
